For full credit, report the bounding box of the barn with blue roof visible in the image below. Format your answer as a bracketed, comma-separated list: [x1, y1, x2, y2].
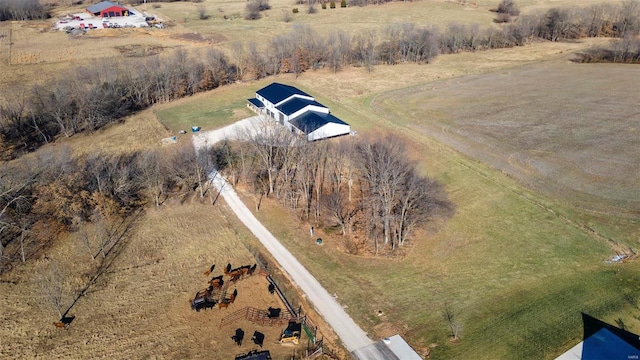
[248, 83, 351, 141]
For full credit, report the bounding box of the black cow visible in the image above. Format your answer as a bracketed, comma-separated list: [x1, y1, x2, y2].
[251, 331, 265, 348]
[231, 328, 245, 346]
[267, 307, 281, 318]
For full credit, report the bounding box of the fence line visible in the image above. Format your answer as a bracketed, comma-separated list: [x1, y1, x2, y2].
[220, 306, 296, 328]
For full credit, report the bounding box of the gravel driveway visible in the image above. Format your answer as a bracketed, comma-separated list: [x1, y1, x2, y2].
[192, 118, 379, 354]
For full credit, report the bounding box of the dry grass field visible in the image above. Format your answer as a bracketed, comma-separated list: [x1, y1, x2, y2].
[372, 61, 640, 213]
[62, 109, 171, 157]
[0, 203, 312, 360]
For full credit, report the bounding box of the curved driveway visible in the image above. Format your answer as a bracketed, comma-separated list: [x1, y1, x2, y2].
[192, 117, 377, 354]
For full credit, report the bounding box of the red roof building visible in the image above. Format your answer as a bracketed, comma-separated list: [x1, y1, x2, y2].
[86, 1, 131, 17]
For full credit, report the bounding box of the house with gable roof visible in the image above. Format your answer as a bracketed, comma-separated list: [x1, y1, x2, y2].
[247, 83, 351, 141]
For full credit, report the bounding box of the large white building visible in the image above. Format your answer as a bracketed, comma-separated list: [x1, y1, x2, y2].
[247, 83, 351, 141]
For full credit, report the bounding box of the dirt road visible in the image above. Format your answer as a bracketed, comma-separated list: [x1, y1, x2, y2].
[192, 119, 378, 354]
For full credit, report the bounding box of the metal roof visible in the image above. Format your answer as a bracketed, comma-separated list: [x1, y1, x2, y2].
[87, 1, 127, 13]
[247, 98, 265, 108]
[276, 97, 324, 115]
[351, 342, 400, 360]
[289, 112, 348, 134]
[352, 335, 422, 360]
[256, 83, 312, 105]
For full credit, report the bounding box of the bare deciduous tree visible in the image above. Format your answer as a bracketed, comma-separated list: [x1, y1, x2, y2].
[495, 0, 520, 16]
[443, 303, 462, 342]
[37, 260, 69, 319]
[244, 119, 301, 197]
[355, 138, 410, 252]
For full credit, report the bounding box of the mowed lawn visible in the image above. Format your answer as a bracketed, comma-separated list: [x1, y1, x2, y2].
[154, 83, 261, 134]
[151, 45, 640, 358]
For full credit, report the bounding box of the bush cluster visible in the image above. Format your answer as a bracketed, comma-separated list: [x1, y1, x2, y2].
[245, 0, 270, 20]
[0, 0, 49, 21]
[0, 49, 237, 160]
[494, 0, 520, 16]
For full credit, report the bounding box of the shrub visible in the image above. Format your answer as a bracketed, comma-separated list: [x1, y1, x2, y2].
[494, 12, 511, 23]
[245, 0, 264, 20]
[197, 5, 209, 20]
[0, 0, 50, 21]
[292, 7, 299, 13]
[340, 0, 346, 7]
[256, 0, 271, 11]
[330, 1, 335, 8]
[495, 0, 519, 16]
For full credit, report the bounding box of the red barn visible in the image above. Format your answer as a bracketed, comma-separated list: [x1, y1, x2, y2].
[86, 1, 131, 18]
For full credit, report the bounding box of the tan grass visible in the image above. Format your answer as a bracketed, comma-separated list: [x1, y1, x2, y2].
[60, 109, 170, 157]
[0, 0, 611, 90]
[0, 203, 308, 359]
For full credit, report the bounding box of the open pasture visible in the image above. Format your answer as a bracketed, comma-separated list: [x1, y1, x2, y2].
[237, 172, 640, 360]
[151, 0, 494, 46]
[0, 203, 306, 359]
[150, 0, 624, 46]
[0, 0, 624, 91]
[372, 62, 640, 213]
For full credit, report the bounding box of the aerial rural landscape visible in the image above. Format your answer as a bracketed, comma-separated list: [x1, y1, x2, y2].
[0, 0, 639, 359]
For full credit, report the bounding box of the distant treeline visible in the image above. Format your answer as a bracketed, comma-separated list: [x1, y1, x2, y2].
[1, 2, 639, 159]
[574, 35, 640, 63]
[0, 0, 50, 21]
[0, 49, 237, 159]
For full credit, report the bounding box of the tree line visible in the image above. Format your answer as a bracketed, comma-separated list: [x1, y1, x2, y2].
[1, 1, 638, 159]
[574, 34, 640, 63]
[0, 0, 50, 21]
[0, 141, 222, 272]
[214, 122, 454, 254]
[0, 48, 237, 160]
[0, 123, 451, 272]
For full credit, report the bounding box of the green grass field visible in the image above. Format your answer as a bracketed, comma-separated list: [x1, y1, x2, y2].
[154, 83, 261, 133]
[151, 42, 640, 358]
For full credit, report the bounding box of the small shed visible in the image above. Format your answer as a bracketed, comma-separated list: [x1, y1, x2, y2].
[86, 1, 131, 17]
